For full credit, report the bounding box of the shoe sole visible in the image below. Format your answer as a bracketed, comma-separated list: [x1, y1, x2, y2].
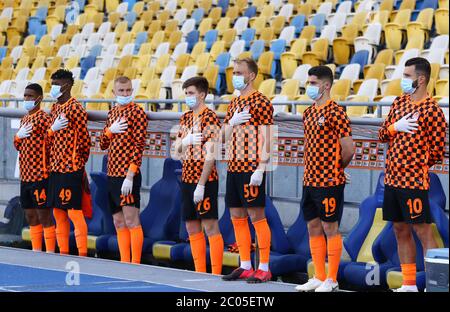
[247, 280, 269, 284]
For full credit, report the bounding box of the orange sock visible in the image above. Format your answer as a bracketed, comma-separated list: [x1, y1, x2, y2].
[43, 225, 56, 253]
[231, 217, 252, 263]
[68, 209, 88, 257]
[53, 208, 70, 254]
[252, 218, 272, 265]
[310, 235, 327, 281]
[401, 263, 417, 286]
[208, 234, 224, 275]
[30, 224, 43, 251]
[129, 225, 143, 264]
[327, 234, 343, 282]
[189, 232, 207, 273]
[116, 227, 131, 263]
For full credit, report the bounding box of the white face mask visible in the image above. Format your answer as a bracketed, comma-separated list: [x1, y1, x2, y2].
[50, 85, 64, 99]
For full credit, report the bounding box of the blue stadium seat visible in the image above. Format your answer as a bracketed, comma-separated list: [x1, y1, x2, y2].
[124, 0, 137, 11]
[33, 6, 48, 22]
[34, 24, 47, 43]
[336, 50, 369, 77]
[290, 14, 306, 37]
[311, 13, 326, 36]
[250, 40, 265, 61]
[204, 30, 219, 51]
[215, 52, 231, 94]
[241, 28, 256, 50]
[270, 39, 287, 79]
[0, 47, 7, 63]
[191, 8, 205, 25]
[134, 31, 148, 54]
[218, 0, 229, 15]
[412, 0, 438, 20]
[89, 44, 103, 58]
[124, 11, 137, 28]
[269, 206, 311, 276]
[186, 30, 200, 53]
[429, 173, 446, 210]
[75, 0, 86, 11]
[80, 55, 96, 80]
[244, 6, 257, 19]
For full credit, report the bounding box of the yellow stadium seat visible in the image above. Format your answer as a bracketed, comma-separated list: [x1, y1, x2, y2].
[346, 95, 370, 117]
[175, 54, 191, 77]
[297, 3, 313, 16]
[299, 25, 316, 46]
[350, 11, 370, 32]
[261, 3, 276, 19]
[134, 55, 152, 74]
[199, 0, 213, 12]
[140, 78, 163, 99]
[430, 63, 441, 82]
[105, 0, 119, 13]
[135, 43, 152, 58]
[198, 18, 213, 38]
[238, 51, 253, 60]
[0, 67, 13, 81]
[30, 55, 46, 73]
[330, 79, 351, 101]
[190, 41, 207, 62]
[147, 1, 161, 13]
[259, 27, 275, 47]
[439, 0, 449, 8]
[86, 94, 110, 111]
[235, 0, 248, 12]
[280, 79, 300, 100]
[0, 17, 9, 33]
[253, 0, 267, 10]
[141, 11, 155, 27]
[101, 68, 118, 91]
[117, 55, 134, 75]
[104, 80, 115, 98]
[332, 38, 352, 65]
[150, 31, 165, 52]
[118, 32, 133, 50]
[258, 51, 275, 78]
[210, 41, 226, 61]
[155, 54, 171, 76]
[379, 0, 395, 13]
[225, 66, 235, 94]
[435, 79, 449, 99]
[326, 64, 337, 76]
[225, 6, 240, 21]
[123, 67, 138, 79]
[280, 54, 299, 79]
[302, 38, 329, 65]
[271, 16, 286, 36]
[108, 12, 121, 27]
[258, 79, 276, 99]
[114, 21, 129, 38]
[71, 80, 84, 98]
[195, 53, 212, 74]
[295, 94, 311, 115]
[7, 35, 20, 54]
[202, 64, 219, 92]
[208, 7, 222, 25]
[370, 10, 390, 28]
[354, 63, 384, 93]
[250, 16, 267, 36]
[427, 78, 436, 95]
[47, 56, 63, 74]
[408, 8, 434, 32]
[222, 28, 237, 49]
[168, 31, 183, 50]
[158, 10, 171, 25]
[435, 9, 449, 35]
[182, 0, 195, 15]
[164, 20, 178, 37]
[133, 1, 145, 16]
[140, 67, 157, 85]
[131, 21, 145, 37]
[216, 17, 231, 37]
[0, 33, 5, 46]
[379, 78, 402, 100]
[14, 56, 30, 73]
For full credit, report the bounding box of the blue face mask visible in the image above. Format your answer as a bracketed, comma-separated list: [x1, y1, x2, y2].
[185, 96, 198, 109]
[50, 85, 63, 99]
[306, 85, 322, 100]
[401, 78, 417, 94]
[116, 95, 133, 106]
[23, 100, 37, 111]
[232, 75, 247, 91]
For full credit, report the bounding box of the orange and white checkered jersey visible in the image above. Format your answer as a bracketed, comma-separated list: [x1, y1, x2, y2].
[100, 102, 148, 177]
[223, 91, 274, 173]
[177, 107, 221, 184]
[303, 100, 352, 187]
[379, 94, 447, 190]
[14, 110, 52, 182]
[48, 98, 91, 173]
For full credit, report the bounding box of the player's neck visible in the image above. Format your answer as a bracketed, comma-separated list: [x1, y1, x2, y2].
[410, 87, 428, 103]
[315, 94, 330, 107]
[57, 93, 71, 104]
[28, 105, 40, 115]
[239, 84, 255, 97]
[193, 102, 206, 116]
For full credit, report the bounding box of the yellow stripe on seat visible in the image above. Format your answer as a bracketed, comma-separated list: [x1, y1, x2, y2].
[152, 243, 173, 260]
[356, 208, 387, 263]
[223, 251, 240, 267]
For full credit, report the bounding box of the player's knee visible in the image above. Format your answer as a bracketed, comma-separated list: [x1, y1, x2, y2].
[113, 215, 126, 229]
[322, 222, 339, 237]
[202, 220, 219, 236]
[186, 220, 202, 235]
[393, 223, 412, 239]
[247, 208, 265, 222]
[25, 210, 39, 226]
[412, 224, 432, 240]
[123, 211, 140, 228]
[37, 210, 54, 228]
[307, 218, 323, 236]
[230, 208, 248, 219]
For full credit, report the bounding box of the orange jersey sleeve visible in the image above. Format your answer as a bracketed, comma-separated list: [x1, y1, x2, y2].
[425, 104, 447, 167]
[378, 96, 401, 142]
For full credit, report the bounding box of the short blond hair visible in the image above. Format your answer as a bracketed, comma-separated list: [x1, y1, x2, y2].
[114, 76, 131, 84]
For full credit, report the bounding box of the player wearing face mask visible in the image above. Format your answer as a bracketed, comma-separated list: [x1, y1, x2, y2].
[295, 66, 354, 292]
[174, 77, 223, 275]
[46, 69, 91, 257]
[379, 57, 447, 292]
[99, 76, 148, 264]
[14, 83, 56, 253]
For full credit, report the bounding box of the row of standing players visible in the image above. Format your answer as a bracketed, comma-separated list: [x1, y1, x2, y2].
[14, 56, 447, 291]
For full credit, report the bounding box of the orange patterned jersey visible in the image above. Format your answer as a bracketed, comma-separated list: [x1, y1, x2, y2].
[303, 100, 352, 187]
[379, 94, 447, 190]
[48, 98, 91, 173]
[100, 102, 148, 177]
[223, 90, 273, 173]
[14, 110, 51, 182]
[177, 107, 221, 184]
